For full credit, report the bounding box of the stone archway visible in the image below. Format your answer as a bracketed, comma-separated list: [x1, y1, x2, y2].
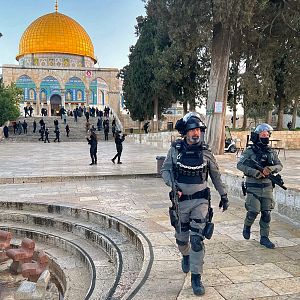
[50, 94, 62, 116]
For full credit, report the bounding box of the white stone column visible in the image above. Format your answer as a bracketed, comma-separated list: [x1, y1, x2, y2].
[85, 89, 90, 107]
[36, 88, 40, 116]
[47, 101, 51, 117]
[61, 89, 66, 108]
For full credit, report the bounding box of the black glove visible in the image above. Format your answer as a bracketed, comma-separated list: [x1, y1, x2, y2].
[219, 194, 229, 211]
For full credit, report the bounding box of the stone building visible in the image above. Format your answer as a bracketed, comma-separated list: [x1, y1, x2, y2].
[2, 5, 122, 116]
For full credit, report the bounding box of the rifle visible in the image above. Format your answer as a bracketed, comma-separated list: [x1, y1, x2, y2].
[168, 170, 181, 233]
[245, 158, 287, 190]
[203, 189, 214, 239]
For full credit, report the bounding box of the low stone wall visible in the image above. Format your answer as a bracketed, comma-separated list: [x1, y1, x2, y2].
[127, 130, 300, 150]
[231, 130, 300, 150]
[126, 131, 179, 150]
[222, 173, 300, 225]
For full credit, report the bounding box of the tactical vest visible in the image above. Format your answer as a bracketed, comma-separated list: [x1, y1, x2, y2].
[173, 140, 208, 184]
[251, 145, 275, 167]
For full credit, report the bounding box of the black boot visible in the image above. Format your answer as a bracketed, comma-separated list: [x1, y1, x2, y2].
[260, 236, 275, 249]
[243, 225, 251, 240]
[181, 255, 189, 273]
[89, 161, 94, 165]
[191, 274, 205, 296]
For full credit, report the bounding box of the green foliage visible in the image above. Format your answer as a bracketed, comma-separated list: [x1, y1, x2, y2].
[228, 0, 300, 128]
[119, 9, 175, 121]
[123, 0, 300, 127]
[0, 81, 21, 126]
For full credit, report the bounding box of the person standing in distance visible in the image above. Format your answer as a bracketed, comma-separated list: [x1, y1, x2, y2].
[161, 112, 229, 296]
[111, 131, 126, 164]
[87, 131, 98, 165]
[237, 123, 283, 249]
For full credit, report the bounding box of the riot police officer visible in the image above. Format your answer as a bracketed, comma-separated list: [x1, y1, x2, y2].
[161, 112, 229, 296]
[237, 123, 283, 249]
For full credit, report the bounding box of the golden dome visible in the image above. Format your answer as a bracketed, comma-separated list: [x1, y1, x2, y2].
[17, 12, 96, 63]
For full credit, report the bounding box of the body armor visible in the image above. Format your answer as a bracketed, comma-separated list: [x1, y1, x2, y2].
[251, 145, 275, 168]
[174, 141, 207, 184]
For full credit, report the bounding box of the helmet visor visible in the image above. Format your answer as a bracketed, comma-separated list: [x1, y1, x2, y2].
[183, 112, 202, 123]
[254, 123, 273, 134]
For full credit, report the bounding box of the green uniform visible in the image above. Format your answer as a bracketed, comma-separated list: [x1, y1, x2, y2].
[237, 145, 283, 237]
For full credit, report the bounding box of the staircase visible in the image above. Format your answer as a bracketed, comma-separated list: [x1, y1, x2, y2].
[3, 115, 115, 143]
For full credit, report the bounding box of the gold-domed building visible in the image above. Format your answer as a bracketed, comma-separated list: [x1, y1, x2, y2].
[2, 5, 121, 116]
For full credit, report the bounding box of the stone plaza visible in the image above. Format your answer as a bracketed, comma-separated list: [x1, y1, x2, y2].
[0, 139, 299, 299]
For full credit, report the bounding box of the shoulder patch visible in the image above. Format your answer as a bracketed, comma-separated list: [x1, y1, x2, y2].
[171, 139, 183, 150]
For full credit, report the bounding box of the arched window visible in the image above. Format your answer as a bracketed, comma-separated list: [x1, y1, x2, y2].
[29, 89, 35, 100]
[77, 90, 82, 101]
[66, 91, 72, 101]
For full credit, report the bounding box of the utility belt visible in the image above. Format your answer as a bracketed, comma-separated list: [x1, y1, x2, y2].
[179, 188, 210, 202]
[242, 181, 272, 196]
[246, 182, 272, 188]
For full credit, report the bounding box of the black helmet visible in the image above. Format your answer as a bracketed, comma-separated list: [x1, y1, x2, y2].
[175, 112, 206, 135]
[250, 123, 273, 144]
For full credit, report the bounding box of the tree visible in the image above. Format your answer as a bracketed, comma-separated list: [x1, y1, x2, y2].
[205, 1, 256, 154]
[119, 10, 174, 124]
[0, 80, 21, 126]
[235, 0, 300, 130]
[153, 0, 211, 113]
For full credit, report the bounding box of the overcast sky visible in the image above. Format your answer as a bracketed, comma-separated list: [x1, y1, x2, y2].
[0, 0, 146, 71]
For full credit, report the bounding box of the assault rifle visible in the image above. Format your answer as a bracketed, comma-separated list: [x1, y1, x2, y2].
[169, 170, 181, 233]
[245, 158, 287, 190]
[203, 190, 214, 239]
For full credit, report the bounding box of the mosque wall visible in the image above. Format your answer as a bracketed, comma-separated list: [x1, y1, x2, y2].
[2, 65, 121, 116]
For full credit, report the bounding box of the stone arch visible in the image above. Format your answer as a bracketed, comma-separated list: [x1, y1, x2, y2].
[16, 75, 36, 103]
[90, 77, 109, 106]
[50, 94, 62, 116]
[65, 76, 85, 104]
[40, 76, 61, 99]
[40, 76, 61, 116]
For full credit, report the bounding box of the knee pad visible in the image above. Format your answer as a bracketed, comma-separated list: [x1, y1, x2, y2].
[190, 235, 203, 252]
[247, 211, 258, 222]
[261, 210, 271, 223]
[176, 239, 188, 246]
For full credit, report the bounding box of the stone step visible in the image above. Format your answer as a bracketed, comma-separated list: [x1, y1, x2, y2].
[0, 202, 152, 300]
[4, 115, 117, 143]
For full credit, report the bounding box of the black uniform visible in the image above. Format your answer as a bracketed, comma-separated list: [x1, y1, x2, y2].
[87, 133, 98, 165]
[111, 132, 125, 164]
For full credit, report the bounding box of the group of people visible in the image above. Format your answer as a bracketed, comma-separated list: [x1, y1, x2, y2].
[23, 105, 34, 117]
[72, 105, 112, 122]
[36, 118, 70, 143]
[12, 120, 28, 135]
[86, 127, 126, 166]
[161, 112, 283, 296]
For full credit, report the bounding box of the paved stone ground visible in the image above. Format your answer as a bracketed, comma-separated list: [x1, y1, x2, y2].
[0, 141, 300, 299]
